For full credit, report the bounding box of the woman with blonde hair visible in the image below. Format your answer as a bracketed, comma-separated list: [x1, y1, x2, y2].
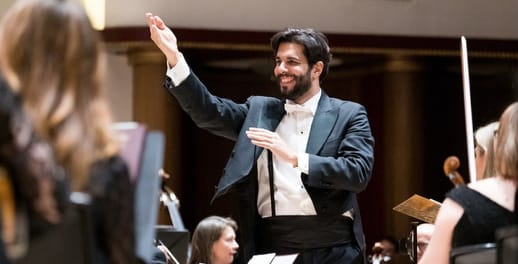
[418, 102, 518, 264]
[0, 0, 135, 263]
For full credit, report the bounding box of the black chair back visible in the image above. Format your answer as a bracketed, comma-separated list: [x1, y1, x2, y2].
[14, 192, 95, 264]
[495, 225, 518, 264]
[450, 243, 497, 264]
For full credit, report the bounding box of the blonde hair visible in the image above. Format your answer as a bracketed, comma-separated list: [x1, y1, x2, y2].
[494, 102, 518, 181]
[475, 122, 499, 153]
[0, 0, 119, 190]
[474, 121, 499, 179]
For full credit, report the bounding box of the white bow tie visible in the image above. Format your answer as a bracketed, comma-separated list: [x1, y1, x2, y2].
[284, 103, 313, 115]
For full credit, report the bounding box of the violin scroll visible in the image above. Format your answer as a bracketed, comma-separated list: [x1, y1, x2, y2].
[443, 156, 465, 187]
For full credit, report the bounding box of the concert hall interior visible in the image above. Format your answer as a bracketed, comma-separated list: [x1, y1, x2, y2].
[1, 1, 517, 263]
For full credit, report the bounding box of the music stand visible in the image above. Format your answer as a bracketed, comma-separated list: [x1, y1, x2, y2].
[114, 122, 165, 262]
[135, 131, 165, 261]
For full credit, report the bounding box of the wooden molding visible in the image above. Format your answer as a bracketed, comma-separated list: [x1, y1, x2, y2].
[101, 26, 518, 59]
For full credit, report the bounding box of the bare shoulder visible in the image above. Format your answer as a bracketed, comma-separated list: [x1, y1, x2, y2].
[438, 198, 464, 219]
[468, 177, 497, 193]
[468, 177, 515, 211]
[468, 177, 496, 190]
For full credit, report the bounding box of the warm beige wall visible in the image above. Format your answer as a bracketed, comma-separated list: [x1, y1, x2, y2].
[105, 54, 133, 122]
[107, 0, 518, 39]
[2, 1, 517, 39]
[1, 0, 516, 121]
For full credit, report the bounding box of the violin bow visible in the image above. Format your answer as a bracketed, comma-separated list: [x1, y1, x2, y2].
[461, 36, 477, 183]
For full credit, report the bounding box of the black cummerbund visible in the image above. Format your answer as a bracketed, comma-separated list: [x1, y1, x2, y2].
[257, 215, 353, 252]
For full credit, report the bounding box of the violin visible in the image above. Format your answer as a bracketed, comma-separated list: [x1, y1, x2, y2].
[443, 156, 465, 187]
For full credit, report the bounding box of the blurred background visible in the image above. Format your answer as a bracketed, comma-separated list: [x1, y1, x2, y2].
[1, 1, 517, 261]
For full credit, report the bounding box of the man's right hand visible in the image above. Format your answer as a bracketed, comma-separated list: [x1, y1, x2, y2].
[145, 12, 180, 67]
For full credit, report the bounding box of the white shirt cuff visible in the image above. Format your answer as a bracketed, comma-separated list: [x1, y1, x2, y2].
[166, 53, 190, 86]
[296, 152, 309, 174]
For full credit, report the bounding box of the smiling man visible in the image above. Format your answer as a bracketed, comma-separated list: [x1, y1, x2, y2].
[147, 13, 375, 264]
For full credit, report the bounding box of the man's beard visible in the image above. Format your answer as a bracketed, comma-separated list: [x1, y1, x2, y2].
[276, 69, 312, 101]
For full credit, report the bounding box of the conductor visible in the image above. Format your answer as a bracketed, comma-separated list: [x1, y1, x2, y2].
[146, 13, 375, 264]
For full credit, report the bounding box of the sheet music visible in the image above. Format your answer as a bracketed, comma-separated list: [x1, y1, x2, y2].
[248, 253, 276, 264]
[393, 194, 441, 223]
[247, 253, 299, 264]
[271, 254, 299, 264]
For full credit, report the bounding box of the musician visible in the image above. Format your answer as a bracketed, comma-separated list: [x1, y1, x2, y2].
[0, 0, 135, 263]
[415, 223, 434, 262]
[418, 102, 518, 264]
[370, 224, 433, 264]
[369, 235, 398, 263]
[189, 216, 239, 264]
[146, 13, 375, 264]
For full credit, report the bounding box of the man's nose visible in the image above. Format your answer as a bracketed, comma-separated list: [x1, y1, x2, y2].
[277, 61, 288, 72]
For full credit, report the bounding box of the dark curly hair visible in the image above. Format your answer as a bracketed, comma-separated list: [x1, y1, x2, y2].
[271, 28, 332, 84]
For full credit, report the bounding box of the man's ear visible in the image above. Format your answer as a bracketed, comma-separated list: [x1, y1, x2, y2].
[312, 61, 324, 77]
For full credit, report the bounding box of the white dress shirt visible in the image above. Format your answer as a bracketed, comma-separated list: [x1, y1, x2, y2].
[166, 53, 190, 85]
[257, 92, 321, 217]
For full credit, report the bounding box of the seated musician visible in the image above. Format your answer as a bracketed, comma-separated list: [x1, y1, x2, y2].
[418, 102, 518, 264]
[415, 223, 434, 262]
[370, 223, 434, 264]
[0, 0, 136, 263]
[188, 216, 239, 264]
[369, 235, 398, 263]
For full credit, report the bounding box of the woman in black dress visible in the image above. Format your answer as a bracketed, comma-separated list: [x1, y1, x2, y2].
[0, 0, 136, 263]
[419, 102, 518, 264]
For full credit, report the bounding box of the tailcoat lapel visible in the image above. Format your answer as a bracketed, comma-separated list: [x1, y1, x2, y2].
[254, 101, 286, 158]
[306, 93, 338, 154]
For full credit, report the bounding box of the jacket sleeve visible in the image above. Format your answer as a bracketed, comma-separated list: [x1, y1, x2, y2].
[164, 73, 248, 141]
[305, 103, 375, 193]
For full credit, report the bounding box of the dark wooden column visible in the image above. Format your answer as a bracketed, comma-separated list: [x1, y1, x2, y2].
[381, 56, 425, 239]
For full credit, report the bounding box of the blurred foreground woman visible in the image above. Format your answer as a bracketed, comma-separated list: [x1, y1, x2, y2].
[0, 0, 136, 263]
